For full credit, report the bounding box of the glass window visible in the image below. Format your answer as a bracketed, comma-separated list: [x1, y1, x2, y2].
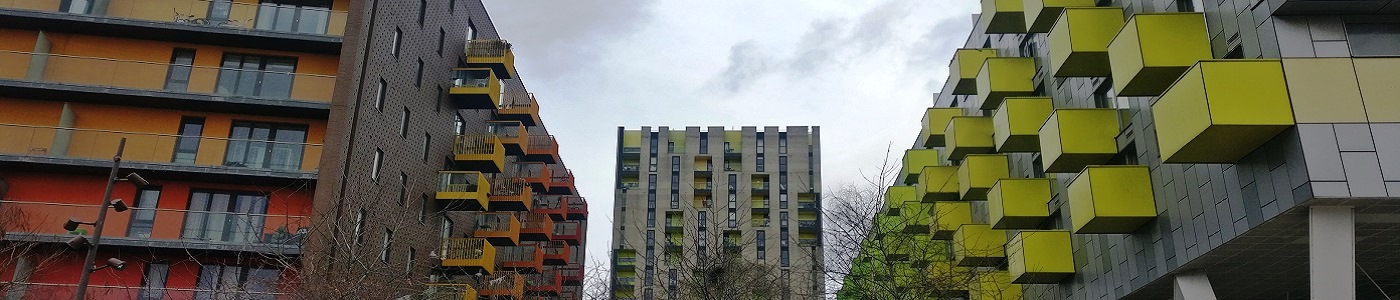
[699, 132, 708, 154]
[422, 133, 431, 162]
[415, 59, 424, 87]
[255, 0, 331, 34]
[172, 117, 205, 164]
[181, 190, 269, 244]
[1348, 22, 1400, 56]
[60, 0, 94, 13]
[194, 265, 279, 300]
[164, 49, 196, 91]
[138, 262, 169, 300]
[371, 148, 382, 179]
[128, 188, 161, 238]
[354, 209, 366, 246]
[392, 28, 402, 57]
[223, 121, 308, 171]
[216, 54, 297, 99]
[440, 217, 453, 240]
[375, 78, 387, 110]
[757, 156, 765, 172]
[206, 0, 233, 22]
[466, 21, 476, 39]
[398, 173, 408, 206]
[417, 0, 427, 25]
[438, 28, 446, 55]
[381, 229, 393, 262]
[400, 108, 411, 137]
[778, 132, 787, 154]
[406, 248, 417, 274]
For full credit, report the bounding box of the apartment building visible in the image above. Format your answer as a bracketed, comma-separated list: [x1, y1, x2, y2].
[0, 1, 587, 299]
[841, 0, 1400, 299]
[609, 126, 824, 300]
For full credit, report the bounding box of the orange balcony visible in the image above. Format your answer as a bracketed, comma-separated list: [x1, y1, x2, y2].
[440, 238, 496, 275]
[520, 213, 556, 242]
[437, 171, 489, 211]
[487, 121, 529, 155]
[554, 221, 583, 246]
[510, 162, 551, 193]
[478, 271, 525, 299]
[474, 212, 521, 246]
[501, 244, 544, 274]
[0, 123, 323, 173]
[565, 196, 588, 221]
[542, 241, 572, 266]
[498, 93, 541, 127]
[454, 134, 505, 173]
[526, 269, 564, 296]
[561, 267, 584, 286]
[466, 40, 517, 79]
[533, 195, 568, 221]
[489, 175, 533, 211]
[525, 135, 561, 164]
[0, 200, 308, 252]
[547, 165, 576, 195]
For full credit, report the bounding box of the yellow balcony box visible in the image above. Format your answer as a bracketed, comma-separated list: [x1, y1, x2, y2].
[958, 154, 1009, 200]
[440, 238, 497, 275]
[1023, 0, 1098, 33]
[1048, 7, 1126, 77]
[969, 270, 1022, 300]
[933, 201, 974, 240]
[918, 166, 960, 202]
[953, 224, 1007, 267]
[1068, 165, 1157, 234]
[437, 171, 489, 211]
[923, 108, 967, 147]
[903, 149, 943, 184]
[926, 261, 973, 292]
[898, 201, 935, 233]
[976, 58, 1038, 110]
[1154, 60, 1294, 163]
[950, 49, 1000, 95]
[1007, 230, 1074, 284]
[449, 68, 504, 109]
[945, 117, 996, 160]
[987, 179, 1052, 229]
[981, 0, 1028, 34]
[1108, 13, 1212, 96]
[885, 186, 920, 210]
[993, 97, 1054, 152]
[1038, 109, 1120, 173]
[465, 39, 517, 79]
[454, 134, 506, 173]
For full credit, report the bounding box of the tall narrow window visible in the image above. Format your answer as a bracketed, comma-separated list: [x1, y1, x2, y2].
[254, 0, 332, 34]
[437, 28, 446, 55]
[181, 190, 269, 244]
[440, 217, 453, 240]
[381, 229, 394, 262]
[419, 195, 430, 223]
[406, 247, 417, 274]
[163, 49, 196, 91]
[223, 121, 308, 171]
[375, 79, 386, 110]
[422, 133, 431, 162]
[354, 209, 366, 246]
[415, 59, 424, 87]
[398, 173, 408, 206]
[467, 21, 476, 39]
[206, 0, 233, 23]
[400, 108, 411, 137]
[137, 262, 169, 300]
[371, 148, 383, 179]
[171, 117, 205, 164]
[392, 28, 403, 58]
[417, 0, 427, 26]
[216, 54, 297, 99]
[194, 265, 280, 299]
[778, 132, 788, 154]
[127, 188, 162, 238]
[699, 132, 708, 154]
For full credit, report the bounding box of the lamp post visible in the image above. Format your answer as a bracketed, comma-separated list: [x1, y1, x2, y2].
[69, 138, 146, 300]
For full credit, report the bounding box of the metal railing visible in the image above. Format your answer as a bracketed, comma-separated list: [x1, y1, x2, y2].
[466, 40, 513, 57]
[527, 135, 557, 152]
[1, 199, 309, 247]
[452, 134, 501, 156]
[798, 220, 820, 228]
[450, 69, 492, 87]
[0, 282, 286, 300]
[479, 271, 524, 299]
[499, 245, 540, 262]
[440, 238, 491, 260]
[565, 196, 587, 212]
[422, 284, 476, 300]
[438, 171, 483, 193]
[487, 121, 524, 138]
[0, 123, 321, 172]
[0, 0, 347, 35]
[489, 176, 529, 197]
[0, 50, 336, 102]
[521, 213, 553, 231]
[475, 213, 517, 232]
[621, 165, 640, 172]
[553, 222, 581, 236]
[621, 147, 641, 154]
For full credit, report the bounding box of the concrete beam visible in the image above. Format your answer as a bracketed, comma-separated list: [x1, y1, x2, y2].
[1310, 206, 1355, 300]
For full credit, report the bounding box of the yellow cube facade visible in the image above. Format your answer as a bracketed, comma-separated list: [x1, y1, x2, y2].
[993, 97, 1054, 152]
[923, 108, 966, 147]
[1007, 230, 1075, 284]
[950, 49, 1000, 95]
[919, 166, 961, 202]
[1153, 60, 1295, 163]
[981, 0, 1028, 34]
[976, 57, 1038, 110]
[1048, 7, 1125, 77]
[969, 271, 1022, 300]
[903, 149, 943, 184]
[1107, 13, 1212, 96]
[958, 154, 1010, 200]
[933, 201, 974, 240]
[945, 116, 996, 160]
[1068, 165, 1157, 234]
[987, 178, 1053, 229]
[885, 186, 920, 210]
[1023, 0, 1097, 33]
[953, 224, 1007, 267]
[1038, 109, 1121, 173]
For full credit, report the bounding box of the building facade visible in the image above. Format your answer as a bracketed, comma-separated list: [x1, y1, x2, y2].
[841, 0, 1400, 299]
[0, 0, 587, 299]
[609, 126, 824, 299]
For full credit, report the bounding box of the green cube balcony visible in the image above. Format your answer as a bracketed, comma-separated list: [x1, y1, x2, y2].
[1048, 7, 1126, 77]
[1108, 13, 1212, 96]
[953, 224, 1007, 267]
[874, 213, 902, 237]
[1038, 109, 1121, 173]
[903, 149, 943, 184]
[933, 201, 974, 240]
[950, 49, 1000, 95]
[1154, 60, 1294, 163]
[923, 108, 967, 147]
[1068, 165, 1157, 234]
[958, 154, 1009, 200]
[1023, 0, 1098, 33]
[898, 201, 935, 234]
[987, 179, 1053, 229]
[980, 0, 1028, 34]
[885, 186, 920, 210]
[970, 271, 1021, 300]
[1008, 230, 1074, 284]
[945, 116, 996, 160]
[919, 166, 960, 202]
[976, 58, 1037, 110]
[993, 97, 1054, 153]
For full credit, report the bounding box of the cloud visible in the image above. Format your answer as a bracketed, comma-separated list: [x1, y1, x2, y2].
[482, 0, 657, 81]
[707, 40, 774, 94]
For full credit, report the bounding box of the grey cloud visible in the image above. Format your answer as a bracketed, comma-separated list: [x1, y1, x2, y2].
[908, 15, 974, 92]
[847, 0, 915, 52]
[786, 19, 844, 75]
[708, 40, 774, 94]
[483, 0, 656, 81]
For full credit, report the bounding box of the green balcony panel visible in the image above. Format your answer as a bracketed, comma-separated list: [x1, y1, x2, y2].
[993, 97, 1054, 153]
[1023, 0, 1098, 33]
[1048, 7, 1126, 77]
[953, 224, 1007, 267]
[919, 166, 961, 202]
[981, 0, 1028, 34]
[945, 116, 996, 160]
[1007, 230, 1074, 284]
[951, 49, 1001, 95]
[1107, 13, 1212, 96]
[885, 186, 920, 210]
[987, 179, 1053, 229]
[1038, 109, 1121, 173]
[1068, 165, 1156, 234]
[899, 202, 935, 234]
[933, 201, 974, 240]
[958, 154, 1010, 200]
[926, 261, 973, 292]
[903, 149, 943, 184]
[970, 271, 1022, 300]
[923, 108, 967, 147]
[1154, 60, 1294, 163]
[976, 58, 1037, 110]
[875, 213, 902, 237]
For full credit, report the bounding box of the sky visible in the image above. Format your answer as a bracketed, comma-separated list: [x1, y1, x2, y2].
[481, 0, 980, 274]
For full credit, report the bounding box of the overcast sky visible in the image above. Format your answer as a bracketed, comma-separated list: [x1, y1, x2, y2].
[482, 0, 979, 274]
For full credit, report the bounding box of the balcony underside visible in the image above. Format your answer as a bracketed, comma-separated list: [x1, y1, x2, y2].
[449, 92, 499, 110]
[0, 8, 340, 55]
[501, 263, 540, 274]
[5, 233, 302, 256]
[453, 156, 504, 174]
[0, 153, 316, 186]
[519, 231, 552, 242]
[0, 79, 330, 119]
[436, 195, 488, 211]
[489, 198, 530, 211]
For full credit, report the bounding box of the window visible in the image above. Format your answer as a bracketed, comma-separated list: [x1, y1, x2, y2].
[374, 79, 386, 110]
[1176, 0, 1196, 12]
[1093, 81, 1118, 109]
[422, 133, 431, 162]
[127, 188, 161, 238]
[398, 173, 408, 206]
[757, 230, 766, 260]
[757, 156, 765, 172]
[164, 49, 196, 91]
[437, 28, 446, 55]
[779, 156, 788, 172]
[254, 0, 332, 34]
[195, 265, 279, 300]
[60, 0, 94, 13]
[216, 54, 296, 99]
[415, 59, 424, 87]
[780, 212, 789, 227]
[400, 108, 411, 137]
[207, 0, 233, 22]
[392, 28, 403, 58]
[224, 121, 307, 171]
[466, 21, 476, 40]
[449, 0, 456, 13]
[371, 148, 383, 180]
[181, 190, 268, 243]
[728, 211, 737, 228]
[417, 0, 427, 26]
[667, 141, 675, 153]
[436, 86, 444, 112]
[406, 247, 417, 274]
[440, 217, 453, 240]
[780, 194, 789, 209]
[419, 195, 430, 223]
[138, 262, 170, 300]
[699, 132, 708, 154]
[172, 117, 205, 164]
[354, 209, 366, 246]
[381, 229, 394, 262]
[649, 157, 658, 172]
[1348, 22, 1400, 56]
[778, 132, 787, 154]
[454, 114, 464, 135]
[757, 134, 765, 153]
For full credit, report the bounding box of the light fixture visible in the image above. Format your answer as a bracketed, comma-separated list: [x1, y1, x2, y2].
[122, 173, 149, 188]
[104, 258, 126, 270]
[110, 199, 128, 212]
[66, 235, 88, 250]
[64, 218, 82, 232]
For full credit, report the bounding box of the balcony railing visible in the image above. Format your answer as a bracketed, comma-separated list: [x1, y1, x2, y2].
[798, 220, 820, 229]
[438, 171, 485, 194]
[621, 165, 640, 172]
[479, 271, 524, 299]
[0, 0, 348, 36]
[0, 200, 308, 249]
[466, 40, 513, 58]
[0, 282, 286, 300]
[422, 284, 477, 300]
[0, 50, 336, 103]
[0, 123, 321, 173]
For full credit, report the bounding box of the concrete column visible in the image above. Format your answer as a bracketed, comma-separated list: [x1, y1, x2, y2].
[24, 31, 50, 81]
[50, 102, 76, 156]
[1310, 206, 1355, 300]
[6, 255, 34, 300]
[1173, 273, 1218, 300]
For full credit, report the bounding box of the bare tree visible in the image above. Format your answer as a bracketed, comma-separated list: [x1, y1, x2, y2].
[0, 201, 74, 299]
[580, 257, 611, 300]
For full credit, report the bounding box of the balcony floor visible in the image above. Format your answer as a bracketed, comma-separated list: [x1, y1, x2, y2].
[0, 8, 341, 54]
[0, 79, 330, 119]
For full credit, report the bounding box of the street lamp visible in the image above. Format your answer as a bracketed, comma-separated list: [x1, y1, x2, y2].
[67, 138, 147, 300]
